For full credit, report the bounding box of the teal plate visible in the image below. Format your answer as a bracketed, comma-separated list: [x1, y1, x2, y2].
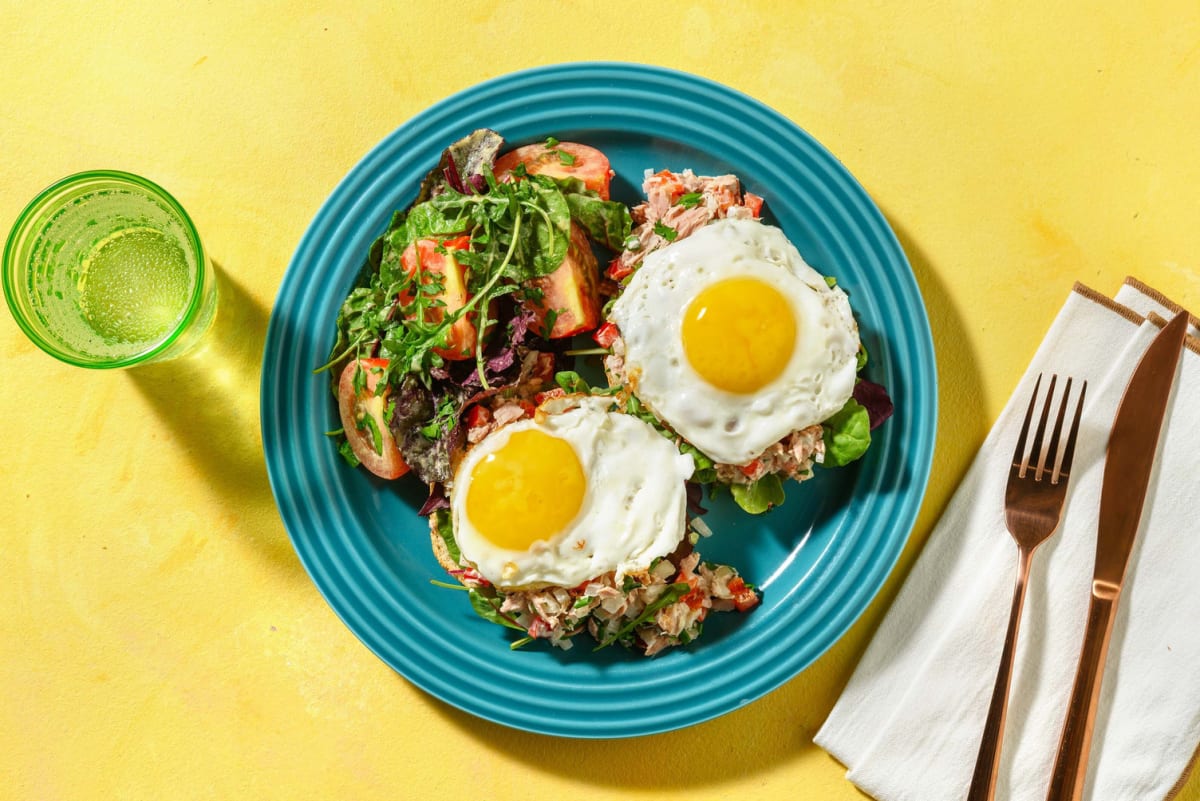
[261, 62, 936, 738]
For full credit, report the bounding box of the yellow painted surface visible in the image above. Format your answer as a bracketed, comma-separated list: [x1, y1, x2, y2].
[2, 2, 1198, 799]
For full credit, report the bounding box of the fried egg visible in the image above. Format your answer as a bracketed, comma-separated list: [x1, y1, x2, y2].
[449, 399, 695, 590]
[609, 218, 860, 466]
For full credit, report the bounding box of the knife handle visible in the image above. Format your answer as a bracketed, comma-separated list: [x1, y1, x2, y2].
[1045, 587, 1119, 801]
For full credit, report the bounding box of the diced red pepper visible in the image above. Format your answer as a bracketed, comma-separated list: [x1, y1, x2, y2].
[606, 257, 635, 282]
[681, 586, 707, 610]
[593, 320, 620, 349]
[645, 170, 687, 202]
[743, 192, 764, 218]
[465, 405, 491, 428]
[727, 577, 760, 612]
[739, 459, 763, 478]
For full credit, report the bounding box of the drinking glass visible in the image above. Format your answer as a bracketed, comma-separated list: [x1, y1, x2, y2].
[3, 170, 217, 368]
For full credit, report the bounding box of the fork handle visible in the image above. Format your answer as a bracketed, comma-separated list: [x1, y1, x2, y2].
[967, 547, 1035, 801]
[1044, 588, 1119, 801]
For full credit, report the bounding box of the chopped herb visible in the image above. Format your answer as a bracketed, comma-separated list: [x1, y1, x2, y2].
[653, 220, 678, 242]
[337, 440, 360, 467]
[543, 136, 560, 148]
[596, 581, 690, 649]
[676, 192, 703, 208]
[356, 414, 384, 455]
[420, 395, 458, 439]
[557, 149, 577, 166]
[539, 307, 559, 338]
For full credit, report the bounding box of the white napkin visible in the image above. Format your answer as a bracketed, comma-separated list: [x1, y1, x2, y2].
[815, 279, 1200, 801]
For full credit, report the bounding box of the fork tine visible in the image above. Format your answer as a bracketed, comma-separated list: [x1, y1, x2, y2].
[1055, 380, 1087, 483]
[1045, 378, 1073, 482]
[1013, 373, 1043, 477]
[1030, 374, 1058, 480]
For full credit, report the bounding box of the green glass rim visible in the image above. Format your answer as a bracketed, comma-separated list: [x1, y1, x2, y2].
[2, 169, 209, 369]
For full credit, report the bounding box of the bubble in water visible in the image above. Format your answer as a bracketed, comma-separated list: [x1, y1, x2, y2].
[78, 227, 192, 345]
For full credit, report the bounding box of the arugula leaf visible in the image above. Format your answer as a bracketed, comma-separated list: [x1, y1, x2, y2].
[822, 398, 872, 467]
[327, 167, 588, 390]
[381, 203, 464, 281]
[521, 176, 573, 278]
[730, 474, 786, 515]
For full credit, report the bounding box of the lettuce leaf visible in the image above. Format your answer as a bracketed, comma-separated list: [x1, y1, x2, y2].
[730, 474, 786, 515]
[822, 397, 872, 467]
[555, 177, 633, 250]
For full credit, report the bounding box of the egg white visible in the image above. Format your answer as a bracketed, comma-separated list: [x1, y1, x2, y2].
[610, 218, 860, 466]
[450, 399, 695, 590]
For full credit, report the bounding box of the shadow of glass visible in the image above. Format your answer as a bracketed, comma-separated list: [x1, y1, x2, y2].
[128, 262, 302, 579]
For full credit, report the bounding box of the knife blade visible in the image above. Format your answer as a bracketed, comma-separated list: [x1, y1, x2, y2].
[1045, 310, 1189, 801]
[1093, 311, 1190, 590]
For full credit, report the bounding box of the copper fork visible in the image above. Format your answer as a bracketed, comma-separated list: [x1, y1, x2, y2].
[966, 374, 1087, 801]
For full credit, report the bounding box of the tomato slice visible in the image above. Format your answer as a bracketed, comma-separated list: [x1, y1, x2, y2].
[337, 358, 410, 479]
[523, 222, 601, 338]
[494, 141, 613, 200]
[400, 236, 477, 360]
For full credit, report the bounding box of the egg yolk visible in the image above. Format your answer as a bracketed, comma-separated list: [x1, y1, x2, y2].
[681, 277, 797, 393]
[465, 429, 587, 550]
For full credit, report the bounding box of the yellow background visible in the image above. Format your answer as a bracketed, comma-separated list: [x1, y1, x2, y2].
[3, 2, 1198, 799]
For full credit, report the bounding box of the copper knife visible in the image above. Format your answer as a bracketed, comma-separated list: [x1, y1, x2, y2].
[1044, 311, 1190, 801]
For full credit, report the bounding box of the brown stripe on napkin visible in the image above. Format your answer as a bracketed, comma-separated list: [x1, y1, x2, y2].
[1167, 740, 1200, 800]
[1124, 276, 1200, 330]
[1072, 281, 1144, 324]
[1146, 312, 1200, 357]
